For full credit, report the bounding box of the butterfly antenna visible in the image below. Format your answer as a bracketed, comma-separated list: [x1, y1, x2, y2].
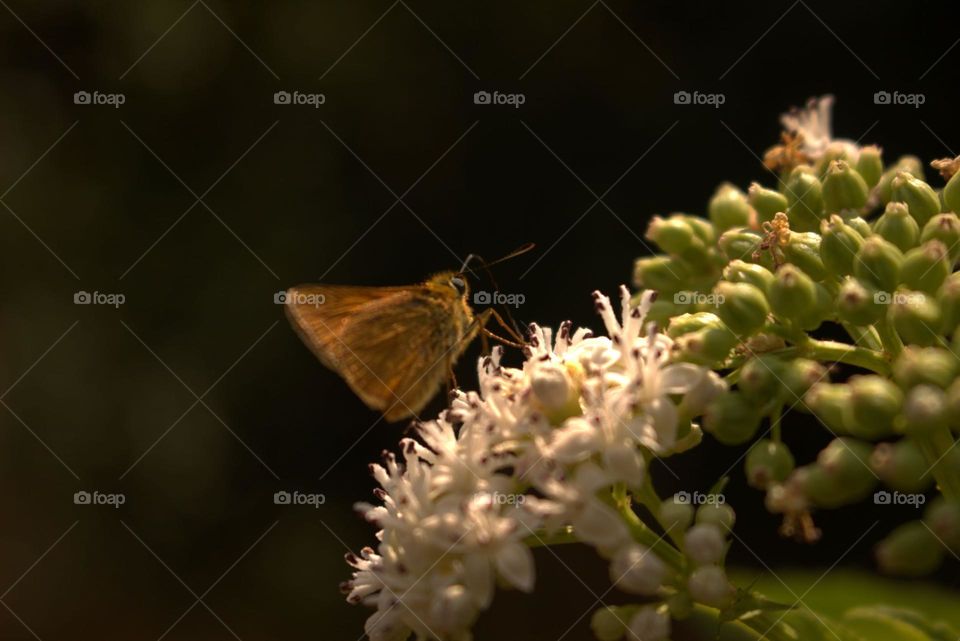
[459, 243, 535, 341]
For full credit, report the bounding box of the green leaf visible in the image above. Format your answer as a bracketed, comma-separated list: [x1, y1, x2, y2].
[845, 606, 959, 641]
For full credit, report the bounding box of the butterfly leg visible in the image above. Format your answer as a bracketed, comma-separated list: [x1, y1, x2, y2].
[477, 308, 526, 349]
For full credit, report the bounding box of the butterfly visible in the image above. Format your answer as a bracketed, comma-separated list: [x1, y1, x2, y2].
[284, 246, 531, 422]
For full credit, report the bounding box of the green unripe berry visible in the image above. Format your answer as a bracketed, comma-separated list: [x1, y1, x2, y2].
[892, 172, 941, 227]
[873, 201, 919, 253]
[820, 215, 864, 276]
[703, 393, 762, 445]
[745, 439, 795, 489]
[847, 375, 903, 439]
[920, 213, 960, 263]
[836, 278, 885, 326]
[856, 145, 883, 188]
[870, 440, 933, 493]
[713, 281, 770, 336]
[723, 260, 774, 295]
[876, 521, 944, 577]
[748, 182, 788, 224]
[822, 159, 869, 213]
[854, 236, 903, 294]
[709, 183, 753, 232]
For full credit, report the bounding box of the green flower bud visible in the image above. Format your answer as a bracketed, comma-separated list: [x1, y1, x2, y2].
[854, 236, 903, 294]
[856, 145, 884, 188]
[643, 298, 682, 326]
[900, 240, 950, 294]
[696, 503, 736, 530]
[920, 213, 960, 263]
[924, 497, 960, 550]
[713, 281, 770, 335]
[847, 375, 903, 438]
[816, 437, 876, 500]
[633, 255, 690, 295]
[784, 166, 824, 232]
[687, 566, 734, 609]
[876, 521, 944, 577]
[646, 215, 697, 254]
[937, 275, 960, 336]
[781, 358, 828, 405]
[768, 264, 817, 321]
[822, 159, 869, 213]
[667, 311, 721, 338]
[877, 155, 924, 204]
[870, 440, 933, 493]
[738, 355, 784, 400]
[847, 216, 873, 239]
[946, 377, 960, 430]
[893, 346, 959, 389]
[805, 383, 853, 433]
[676, 325, 739, 365]
[945, 164, 960, 214]
[815, 143, 855, 177]
[746, 439, 795, 489]
[660, 498, 695, 533]
[748, 182, 788, 224]
[723, 259, 775, 295]
[799, 282, 835, 332]
[783, 231, 827, 280]
[709, 183, 753, 231]
[682, 214, 717, 246]
[889, 291, 941, 346]
[718, 228, 770, 267]
[704, 392, 762, 445]
[892, 172, 941, 227]
[873, 202, 919, 252]
[836, 278, 885, 326]
[900, 384, 948, 434]
[667, 592, 695, 620]
[820, 215, 865, 276]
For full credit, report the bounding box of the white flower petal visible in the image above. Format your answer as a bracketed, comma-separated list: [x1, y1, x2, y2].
[659, 363, 704, 394]
[494, 541, 535, 592]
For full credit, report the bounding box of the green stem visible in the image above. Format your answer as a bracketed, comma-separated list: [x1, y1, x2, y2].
[915, 429, 960, 501]
[842, 321, 883, 352]
[769, 402, 783, 443]
[523, 526, 578, 548]
[875, 318, 904, 359]
[612, 488, 686, 573]
[799, 339, 890, 375]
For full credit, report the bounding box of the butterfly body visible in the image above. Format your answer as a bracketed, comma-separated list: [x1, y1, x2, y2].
[284, 271, 477, 422]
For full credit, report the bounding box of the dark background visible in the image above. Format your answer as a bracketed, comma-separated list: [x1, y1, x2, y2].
[0, 1, 958, 638]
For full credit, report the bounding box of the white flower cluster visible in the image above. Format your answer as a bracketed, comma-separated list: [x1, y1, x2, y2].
[343, 287, 726, 641]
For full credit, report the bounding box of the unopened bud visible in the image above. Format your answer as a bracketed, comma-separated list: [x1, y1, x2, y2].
[647, 215, 697, 255]
[893, 347, 959, 389]
[822, 159, 869, 213]
[781, 358, 827, 404]
[892, 172, 941, 227]
[714, 281, 769, 335]
[847, 375, 902, 439]
[591, 607, 627, 641]
[628, 606, 670, 641]
[901, 384, 948, 434]
[874, 202, 920, 252]
[900, 240, 949, 294]
[856, 145, 884, 188]
[696, 502, 736, 530]
[876, 521, 943, 577]
[805, 383, 853, 433]
[687, 566, 734, 608]
[609, 544, 667, 595]
[889, 291, 941, 347]
[709, 183, 753, 231]
[718, 228, 768, 267]
[703, 392, 761, 445]
[768, 264, 817, 321]
[836, 278, 884, 326]
[784, 166, 824, 232]
[633, 256, 690, 295]
[870, 440, 932, 493]
[920, 213, 960, 263]
[738, 355, 784, 400]
[783, 231, 827, 280]
[746, 438, 795, 489]
[659, 498, 694, 533]
[748, 182, 788, 224]
[945, 163, 960, 214]
[723, 260, 775, 295]
[684, 524, 726, 566]
[854, 236, 903, 294]
[877, 155, 924, 204]
[924, 497, 960, 551]
[820, 215, 864, 276]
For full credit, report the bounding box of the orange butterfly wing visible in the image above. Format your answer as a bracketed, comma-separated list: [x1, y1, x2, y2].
[284, 284, 474, 421]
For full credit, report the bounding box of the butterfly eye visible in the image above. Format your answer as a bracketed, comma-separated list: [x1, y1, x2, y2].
[450, 277, 466, 295]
